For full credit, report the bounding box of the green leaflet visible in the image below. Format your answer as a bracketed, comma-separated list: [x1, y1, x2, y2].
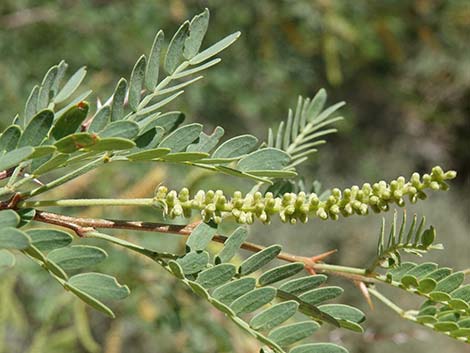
[0, 227, 31, 250]
[0, 125, 22, 152]
[44, 258, 68, 280]
[250, 301, 299, 331]
[128, 55, 146, 111]
[158, 123, 203, 152]
[145, 30, 163, 91]
[111, 78, 127, 121]
[424, 267, 453, 282]
[65, 282, 115, 318]
[289, 343, 348, 353]
[86, 137, 135, 152]
[51, 60, 68, 97]
[434, 272, 465, 293]
[184, 8, 210, 59]
[176, 251, 209, 275]
[160, 152, 209, 162]
[54, 133, 98, 153]
[0, 210, 20, 228]
[258, 263, 304, 286]
[0, 250, 15, 269]
[27, 228, 73, 252]
[299, 287, 344, 306]
[238, 244, 282, 275]
[237, 148, 290, 172]
[16, 208, 36, 227]
[100, 120, 139, 140]
[318, 304, 365, 323]
[0, 146, 34, 172]
[24, 85, 39, 125]
[417, 278, 437, 293]
[51, 102, 89, 140]
[67, 272, 130, 302]
[136, 91, 184, 116]
[268, 321, 320, 347]
[88, 106, 111, 133]
[29, 145, 56, 159]
[189, 31, 241, 65]
[47, 245, 108, 271]
[37, 65, 58, 110]
[230, 287, 277, 314]
[186, 222, 218, 251]
[212, 277, 256, 305]
[134, 127, 164, 149]
[215, 227, 248, 264]
[168, 260, 185, 279]
[187, 126, 224, 153]
[139, 111, 184, 134]
[126, 148, 171, 161]
[164, 21, 190, 74]
[54, 66, 87, 104]
[196, 263, 236, 288]
[32, 153, 69, 175]
[212, 134, 259, 159]
[278, 275, 328, 296]
[18, 110, 53, 147]
[188, 280, 210, 300]
[451, 285, 470, 302]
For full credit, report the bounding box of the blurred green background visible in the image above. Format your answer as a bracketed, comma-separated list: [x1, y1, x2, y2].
[1, 1, 469, 352]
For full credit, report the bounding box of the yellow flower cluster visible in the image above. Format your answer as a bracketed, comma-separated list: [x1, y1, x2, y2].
[153, 167, 456, 224]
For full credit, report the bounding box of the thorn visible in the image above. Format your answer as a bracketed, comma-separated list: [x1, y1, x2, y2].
[310, 249, 337, 262]
[355, 280, 374, 310]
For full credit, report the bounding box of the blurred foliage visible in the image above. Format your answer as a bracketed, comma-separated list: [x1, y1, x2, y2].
[1, 0, 469, 352]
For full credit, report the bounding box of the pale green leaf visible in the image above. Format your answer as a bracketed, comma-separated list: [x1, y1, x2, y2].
[186, 222, 218, 251]
[268, 321, 320, 347]
[37, 65, 58, 109]
[111, 78, 127, 121]
[0, 210, 20, 228]
[129, 55, 146, 111]
[0, 125, 22, 152]
[250, 301, 299, 331]
[239, 244, 282, 275]
[196, 263, 236, 288]
[176, 251, 209, 275]
[0, 146, 35, 171]
[184, 8, 210, 59]
[190, 32, 241, 65]
[0, 250, 15, 268]
[237, 148, 290, 172]
[212, 277, 256, 305]
[289, 343, 348, 353]
[18, 110, 53, 147]
[86, 137, 135, 152]
[258, 263, 304, 286]
[299, 286, 344, 306]
[164, 21, 190, 74]
[0, 227, 31, 250]
[215, 227, 248, 264]
[47, 245, 108, 270]
[158, 123, 202, 152]
[54, 66, 87, 104]
[126, 148, 171, 161]
[145, 30, 164, 91]
[67, 272, 130, 301]
[27, 228, 73, 252]
[88, 106, 111, 133]
[51, 102, 89, 140]
[230, 287, 276, 314]
[212, 134, 258, 159]
[279, 275, 328, 296]
[100, 120, 139, 140]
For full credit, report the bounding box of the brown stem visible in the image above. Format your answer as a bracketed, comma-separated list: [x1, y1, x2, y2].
[32, 210, 343, 273]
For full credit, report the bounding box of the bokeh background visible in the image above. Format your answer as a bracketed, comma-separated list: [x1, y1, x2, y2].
[1, 1, 469, 352]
